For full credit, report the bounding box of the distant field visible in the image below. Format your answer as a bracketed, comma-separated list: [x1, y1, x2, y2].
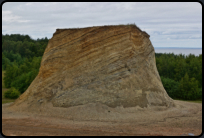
[2, 71, 15, 104]
[187, 100, 202, 103]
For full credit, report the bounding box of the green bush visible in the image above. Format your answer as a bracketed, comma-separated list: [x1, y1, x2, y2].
[4, 87, 21, 99]
[10, 69, 38, 94]
[161, 76, 179, 99]
[197, 88, 202, 100]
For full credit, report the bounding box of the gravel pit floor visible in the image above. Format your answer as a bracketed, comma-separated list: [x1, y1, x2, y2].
[2, 100, 202, 136]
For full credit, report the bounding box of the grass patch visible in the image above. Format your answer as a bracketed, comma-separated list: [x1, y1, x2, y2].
[183, 100, 202, 103]
[2, 88, 15, 104]
[2, 99, 15, 104]
[118, 23, 136, 26]
[174, 99, 202, 103]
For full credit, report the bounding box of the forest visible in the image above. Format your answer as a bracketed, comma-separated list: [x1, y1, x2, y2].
[155, 52, 202, 100]
[2, 34, 48, 99]
[2, 34, 202, 101]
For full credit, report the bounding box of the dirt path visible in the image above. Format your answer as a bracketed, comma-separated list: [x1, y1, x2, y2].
[2, 101, 202, 136]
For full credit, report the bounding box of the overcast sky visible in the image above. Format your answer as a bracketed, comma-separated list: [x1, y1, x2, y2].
[2, 2, 202, 48]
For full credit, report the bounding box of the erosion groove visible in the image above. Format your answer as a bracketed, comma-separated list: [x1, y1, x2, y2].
[9, 24, 175, 112]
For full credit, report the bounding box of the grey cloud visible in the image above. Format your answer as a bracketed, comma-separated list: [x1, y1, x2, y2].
[2, 2, 202, 48]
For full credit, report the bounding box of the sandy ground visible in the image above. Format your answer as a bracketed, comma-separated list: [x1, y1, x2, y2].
[2, 100, 202, 136]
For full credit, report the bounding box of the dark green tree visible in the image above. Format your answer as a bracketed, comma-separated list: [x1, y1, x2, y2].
[161, 76, 179, 99]
[178, 73, 200, 100]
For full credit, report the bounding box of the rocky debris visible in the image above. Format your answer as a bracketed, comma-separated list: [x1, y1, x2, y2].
[181, 133, 195, 136]
[9, 24, 175, 112]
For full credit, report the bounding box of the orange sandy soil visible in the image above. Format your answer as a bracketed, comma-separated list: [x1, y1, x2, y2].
[2, 101, 202, 136]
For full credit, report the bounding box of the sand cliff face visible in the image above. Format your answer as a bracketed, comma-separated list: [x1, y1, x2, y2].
[12, 25, 174, 109]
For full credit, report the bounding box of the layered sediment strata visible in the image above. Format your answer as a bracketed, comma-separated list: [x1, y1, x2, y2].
[11, 25, 174, 109]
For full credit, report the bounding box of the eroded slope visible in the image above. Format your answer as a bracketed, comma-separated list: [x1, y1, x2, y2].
[10, 25, 174, 110]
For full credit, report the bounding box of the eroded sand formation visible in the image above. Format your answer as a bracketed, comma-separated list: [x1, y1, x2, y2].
[9, 25, 175, 114]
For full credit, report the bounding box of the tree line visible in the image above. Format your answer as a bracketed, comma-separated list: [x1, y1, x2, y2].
[2, 34, 48, 98]
[2, 34, 202, 100]
[155, 53, 202, 100]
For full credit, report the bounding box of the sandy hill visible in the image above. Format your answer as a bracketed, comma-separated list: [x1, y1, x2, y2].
[9, 24, 174, 115]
